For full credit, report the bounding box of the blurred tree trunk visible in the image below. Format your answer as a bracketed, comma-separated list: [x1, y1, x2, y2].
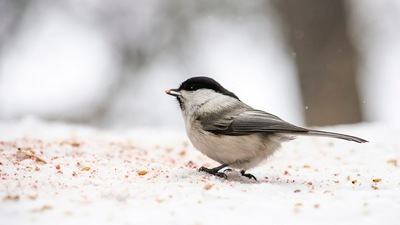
[273, 0, 362, 126]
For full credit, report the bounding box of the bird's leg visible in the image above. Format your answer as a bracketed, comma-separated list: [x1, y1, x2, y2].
[240, 170, 257, 181]
[199, 164, 229, 179]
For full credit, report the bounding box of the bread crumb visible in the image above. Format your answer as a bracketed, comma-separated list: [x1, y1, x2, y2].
[204, 184, 213, 190]
[372, 178, 382, 183]
[71, 143, 80, 147]
[17, 148, 47, 164]
[32, 205, 53, 213]
[387, 159, 397, 166]
[156, 198, 165, 203]
[81, 166, 91, 171]
[137, 170, 148, 176]
[3, 195, 19, 201]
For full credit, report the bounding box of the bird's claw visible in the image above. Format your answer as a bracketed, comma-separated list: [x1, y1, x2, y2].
[223, 168, 233, 173]
[199, 166, 228, 179]
[241, 170, 257, 181]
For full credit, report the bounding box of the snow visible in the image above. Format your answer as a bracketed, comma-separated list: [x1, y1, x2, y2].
[1, 2, 400, 224]
[1, 118, 399, 225]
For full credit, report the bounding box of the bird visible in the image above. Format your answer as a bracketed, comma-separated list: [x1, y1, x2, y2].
[165, 76, 368, 180]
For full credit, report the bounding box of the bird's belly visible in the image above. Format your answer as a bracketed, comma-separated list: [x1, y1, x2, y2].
[187, 129, 281, 170]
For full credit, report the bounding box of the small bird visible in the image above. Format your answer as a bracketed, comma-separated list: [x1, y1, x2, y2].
[165, 77, 367, 180]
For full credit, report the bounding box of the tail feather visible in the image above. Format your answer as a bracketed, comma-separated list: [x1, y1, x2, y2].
[305, 129, 368, 143]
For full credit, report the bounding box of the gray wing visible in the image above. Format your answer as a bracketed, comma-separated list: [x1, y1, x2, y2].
[201, 110, 309, 136]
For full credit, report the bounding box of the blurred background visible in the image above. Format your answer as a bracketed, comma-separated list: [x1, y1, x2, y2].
[0, 0, 399, 130]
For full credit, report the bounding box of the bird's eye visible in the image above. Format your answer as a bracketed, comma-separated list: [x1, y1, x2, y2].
[189, 85, 195, 90]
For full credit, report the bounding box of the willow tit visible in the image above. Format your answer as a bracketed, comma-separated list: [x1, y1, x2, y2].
[165, 76, 367, 180]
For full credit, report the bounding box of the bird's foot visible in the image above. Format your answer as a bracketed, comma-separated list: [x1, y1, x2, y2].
[240, 170, 257, 181]
[199, 164, 229, 179]
[223, 168, 233, 173]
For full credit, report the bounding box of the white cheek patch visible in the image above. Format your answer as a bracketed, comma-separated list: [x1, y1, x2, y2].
[180, 89, 219, 115]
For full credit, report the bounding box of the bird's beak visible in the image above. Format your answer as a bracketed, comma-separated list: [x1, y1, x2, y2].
[165, 89, 181, 97]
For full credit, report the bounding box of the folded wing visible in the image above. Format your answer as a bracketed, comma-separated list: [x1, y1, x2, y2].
[201, 109, 368, 143]
[201, 110, 308, 135]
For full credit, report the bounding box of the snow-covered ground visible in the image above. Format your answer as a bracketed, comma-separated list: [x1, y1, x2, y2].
[1, 118, 399, 225]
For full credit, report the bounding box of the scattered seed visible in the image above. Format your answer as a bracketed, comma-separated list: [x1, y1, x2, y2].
[387, 159, 397, 166]
[204, 184, 213, 190]
[81, 166, 91, 171]
[371, 185, 379, 190]
[3, 195, 19, 201]
[373, 178, 382, 183]
[71, 143, 80, 147]
[137, 170, 148, 176]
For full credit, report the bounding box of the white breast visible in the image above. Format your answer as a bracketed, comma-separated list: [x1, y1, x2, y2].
[184, 113, 282, 170]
